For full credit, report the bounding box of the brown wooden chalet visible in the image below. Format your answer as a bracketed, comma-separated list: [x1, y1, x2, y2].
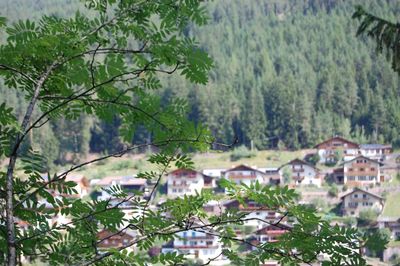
[97, 229, 135, 249]
[314, 136, 359, 150]
[251, 224, 292, 244]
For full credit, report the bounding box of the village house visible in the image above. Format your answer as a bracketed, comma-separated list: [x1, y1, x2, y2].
[314, 136, 360, 163]
[222, 164, 268, 186]
[202, 168, 226, 178]
[161, 229, 225, 265]
[251, 224, 291, 246]
[342, 156, 385, 186]
[95, 175, 150, 206]
[279, 159, 322, 187]
[340, 188, 384, 216]
[97, 229, 136, 252]
[377, 217, 400, 241]
[223, 199, 283, 228]
[166, 169, 215, 198]
[259, 167, 282, 185]
[359, 144, 392, 161]
[41, 173, 90, 198]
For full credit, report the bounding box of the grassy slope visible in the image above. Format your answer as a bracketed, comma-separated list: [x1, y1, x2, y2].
[73, 149, 306, 180]
[381, 191, 400, 218]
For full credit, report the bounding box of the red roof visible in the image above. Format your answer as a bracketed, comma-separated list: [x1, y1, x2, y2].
[223, 164, 265, 175]
[314, 136, 359, 149]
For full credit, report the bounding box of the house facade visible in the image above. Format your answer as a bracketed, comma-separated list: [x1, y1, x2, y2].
[252, 224, 291, 245]
[359, 144, 392, 161]
[340, 188, 384, 216]
[279, 159, 322, 187]
[377, 217, 400, 241]
[223, 199, 282, 228]
[167, 169, 214, 198]
[96, 175, 149, 206]
[342, 156, 384, 186]
[162, 230, 224, 265]
[97, 229, 136, 252]
[222, 165, 266, 186]
[314, 136, 359, 163]
[261, 167, 281, 185]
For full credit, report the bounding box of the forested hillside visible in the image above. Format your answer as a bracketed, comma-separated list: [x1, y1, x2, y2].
[1, 0, 400, 166]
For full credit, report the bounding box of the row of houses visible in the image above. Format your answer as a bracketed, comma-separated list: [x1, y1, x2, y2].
[315, 136, 392, 163]
[166, 155, 388, 199]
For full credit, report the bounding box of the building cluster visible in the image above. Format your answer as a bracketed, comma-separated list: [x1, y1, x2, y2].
[19, 136, 398, 265]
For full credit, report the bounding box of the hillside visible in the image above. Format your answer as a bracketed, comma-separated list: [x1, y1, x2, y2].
[0, 0, 400, 168]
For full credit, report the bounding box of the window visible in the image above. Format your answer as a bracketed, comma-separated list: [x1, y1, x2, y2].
[371, 168, 375, 171]
[192, 232, 196, 237]
[360, 168, 364, 171]
[349, 202, 358, 207]
[206, 241, 213, 245]
[363, 194, 367, 199]
[353, 194, 358, 198]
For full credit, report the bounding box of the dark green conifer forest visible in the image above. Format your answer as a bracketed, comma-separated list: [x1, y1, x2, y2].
[1, 0, 399, 165]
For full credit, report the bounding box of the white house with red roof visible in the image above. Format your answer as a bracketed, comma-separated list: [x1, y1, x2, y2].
[252, 224, 291, 245]
[342, 155, 384, 186]
[223, 199, 283, 228]
[222, 164, 267, 186]
[314, 136, 360, 163]
[166, 169, 215, 198]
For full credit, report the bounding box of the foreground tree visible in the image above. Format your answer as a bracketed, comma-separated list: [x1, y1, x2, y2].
[0, 1, 369, 265]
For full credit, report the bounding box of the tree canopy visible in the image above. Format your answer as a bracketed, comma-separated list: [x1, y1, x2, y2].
[1, 0, 400, 164]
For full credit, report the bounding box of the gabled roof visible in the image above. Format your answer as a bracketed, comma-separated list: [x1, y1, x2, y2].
[168, 168, 198, 175]
[168, 168, 213, 182]
[279, 158, 320, 171]
[343, 155, 384, 166]
[340, 187, 384, 200]
[314, 136, 359, 149]
[223, 164, 265, 175]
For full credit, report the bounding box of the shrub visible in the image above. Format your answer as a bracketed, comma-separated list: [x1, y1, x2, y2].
[306, 153, 320, 165]
[343, 216, 357, 227]
[342, 184, 348, 192]
[230, 145, 256, 161]
[358, 209, 379, 226]
[328, 184, 339, 197]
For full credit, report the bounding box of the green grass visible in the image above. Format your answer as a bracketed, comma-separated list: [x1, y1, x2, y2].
[71, 149, 306, 179]
[381, 191, 400, 218]
[388, 240, 400, 247]
[191, 149, 305, 169]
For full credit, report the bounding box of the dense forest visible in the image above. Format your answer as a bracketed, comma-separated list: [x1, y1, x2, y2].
[1, 0, 400, 166]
